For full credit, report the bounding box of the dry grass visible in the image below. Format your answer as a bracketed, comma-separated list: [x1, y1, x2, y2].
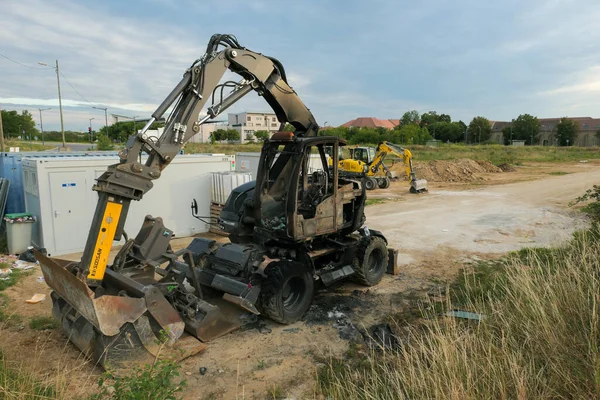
[184, 142, 262, 155]
[318, 228, 600, 399]
[3, 140, 55, 152]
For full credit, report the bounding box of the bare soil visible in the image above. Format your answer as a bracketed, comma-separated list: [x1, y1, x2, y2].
[1, 160, 598, 399]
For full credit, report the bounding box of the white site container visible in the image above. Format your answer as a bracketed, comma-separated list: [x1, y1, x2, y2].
[211, 172, 253, 205]
[235, 152, 330, 179]
[22, 154, 235, 256]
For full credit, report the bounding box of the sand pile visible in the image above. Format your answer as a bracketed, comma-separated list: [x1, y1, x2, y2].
[392, 159, 502, 182]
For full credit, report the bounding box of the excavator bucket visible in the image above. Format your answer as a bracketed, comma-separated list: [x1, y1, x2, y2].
[410, 178, 428, 193]
[36, 250, 214, 372]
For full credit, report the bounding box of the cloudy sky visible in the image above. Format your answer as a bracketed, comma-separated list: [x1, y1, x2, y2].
[1, 0, 599, 132]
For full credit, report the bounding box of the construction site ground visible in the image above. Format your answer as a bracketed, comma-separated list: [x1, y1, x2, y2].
[1, 159, 598, 399]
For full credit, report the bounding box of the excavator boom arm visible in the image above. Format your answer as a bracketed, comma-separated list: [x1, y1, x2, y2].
[81, 34, 318, 284]
[368, 141, 416, 181]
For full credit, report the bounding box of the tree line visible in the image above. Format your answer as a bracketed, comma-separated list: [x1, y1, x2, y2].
[1, 109, 594, 148]
[320, 111, 592, 146]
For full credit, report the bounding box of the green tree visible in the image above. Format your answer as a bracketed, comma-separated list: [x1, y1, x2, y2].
[439, 113, 451, 123]
[254, 130, 269, 141]
[400, 110, 420, 126]
[245, 133, 254, 143]
[419, 111, 440, 128]
[283, 123, 296, 132]
[512, 114, 539, 143]
[0, 109, 39, 139]
[96, 133, 114, 150]
[467, 116, 492, 143]
[98, 121, 164, 143]
[556, 117, 579, 146]
[226, 129, 240, 142]
[395, 124, 432, 145]
[212, 128, 228, 142]
[429, 121, 465, 142]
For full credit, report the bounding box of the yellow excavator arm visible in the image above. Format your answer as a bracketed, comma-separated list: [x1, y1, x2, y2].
[370, 142, 416, 182]
[335, 141, 428, 192]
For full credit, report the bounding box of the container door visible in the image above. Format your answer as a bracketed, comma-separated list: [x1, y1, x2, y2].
[49, 171, 88, 254]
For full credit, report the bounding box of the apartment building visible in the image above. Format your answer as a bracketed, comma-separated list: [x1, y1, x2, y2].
[228, 112, 281, 143]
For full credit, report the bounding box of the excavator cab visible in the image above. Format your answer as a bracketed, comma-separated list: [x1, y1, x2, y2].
[349, 146, 376, 164]
[253, 135, 364, 242]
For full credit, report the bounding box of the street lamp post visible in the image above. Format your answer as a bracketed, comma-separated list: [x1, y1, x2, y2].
[92, 106, 109, 139]
[89, 118, 95, 143]
[39, 60, 66, 148]
[38, 108, 51, 145]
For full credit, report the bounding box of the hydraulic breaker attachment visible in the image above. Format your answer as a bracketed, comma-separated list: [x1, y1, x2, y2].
[36, 251, 207, 372]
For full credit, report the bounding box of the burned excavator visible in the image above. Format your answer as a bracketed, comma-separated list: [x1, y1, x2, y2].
[35, 34, 394, 371]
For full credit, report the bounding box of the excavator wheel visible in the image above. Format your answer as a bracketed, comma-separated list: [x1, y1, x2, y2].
[378, 177, 391, 189]
[260, 261, 315, 324]
[365, 177, 377, 190]
[352, 236, 388, 286]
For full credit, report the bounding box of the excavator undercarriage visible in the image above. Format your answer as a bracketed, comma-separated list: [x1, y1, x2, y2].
[36, 34, 396, 371]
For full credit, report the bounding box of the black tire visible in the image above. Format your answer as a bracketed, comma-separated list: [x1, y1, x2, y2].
[260, 261, 315, 324]
[382, 177, 391, 189]
[352, 236, 388, 286]
[365, 177, 377, 190]
[377, 178, 386, 189]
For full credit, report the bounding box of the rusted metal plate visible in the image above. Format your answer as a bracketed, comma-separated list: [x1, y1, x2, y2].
[144, 287, 185, 343]
[94, 295, 147, 336]
[307, 247, 336, 258]
[36, 250, 147, 337]
[36, 251, 101, 330]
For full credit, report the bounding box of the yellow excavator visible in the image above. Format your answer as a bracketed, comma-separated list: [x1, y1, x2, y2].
[332, 141, 428, 193]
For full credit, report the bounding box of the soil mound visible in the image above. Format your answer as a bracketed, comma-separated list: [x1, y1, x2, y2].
[392, 159, 502, 182]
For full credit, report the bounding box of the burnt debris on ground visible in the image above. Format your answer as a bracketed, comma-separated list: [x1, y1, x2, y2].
[303, 290, 374, 326]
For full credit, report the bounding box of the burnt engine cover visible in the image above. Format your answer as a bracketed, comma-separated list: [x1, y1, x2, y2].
[207, 243, 258, 277]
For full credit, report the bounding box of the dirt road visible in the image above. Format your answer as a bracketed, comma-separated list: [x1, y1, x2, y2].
[1, 163, 598, 399]
[368, 166, 598, 263]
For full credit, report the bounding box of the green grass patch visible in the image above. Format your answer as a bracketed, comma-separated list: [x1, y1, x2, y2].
[183, 142, 600, 166]
[4, 140, 55, 152]
[548, 171, 570, 175]
[184, 142, 263, 155]
[365, 198, 388, 206]
[29, 316, 58, 331]
[0, 266, 32, 291]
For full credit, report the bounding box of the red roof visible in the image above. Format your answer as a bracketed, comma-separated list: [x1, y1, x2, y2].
[341, 117, 399, 129]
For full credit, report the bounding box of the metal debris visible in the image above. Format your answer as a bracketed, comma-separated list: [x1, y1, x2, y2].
[445, 310, 486, 321]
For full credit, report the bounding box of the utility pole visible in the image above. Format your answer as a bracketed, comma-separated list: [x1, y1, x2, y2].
[38, 108, 51, 145]
[0, 104, 4, 152]
[39, 60, 66, 148]
[55, 60, 65, 148]
[478, 126, 481, 144]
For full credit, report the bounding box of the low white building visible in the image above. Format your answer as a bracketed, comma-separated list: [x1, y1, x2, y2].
[228, 112, 281, 143]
